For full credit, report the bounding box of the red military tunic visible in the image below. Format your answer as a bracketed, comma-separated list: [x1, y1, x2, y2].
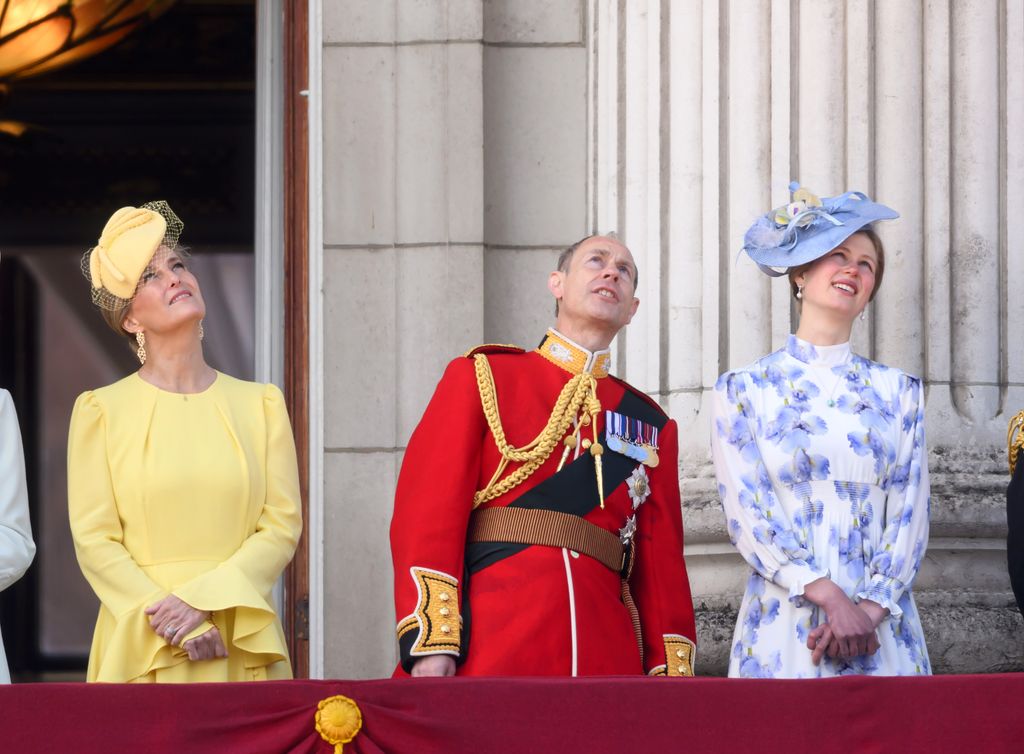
[390, 329, 697, 676]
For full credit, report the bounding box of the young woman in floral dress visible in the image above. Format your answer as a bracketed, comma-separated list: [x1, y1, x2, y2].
[711, 184, 931, 677]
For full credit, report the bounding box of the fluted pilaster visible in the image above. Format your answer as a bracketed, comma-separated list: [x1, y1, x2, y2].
[589, 0, 1024, 674]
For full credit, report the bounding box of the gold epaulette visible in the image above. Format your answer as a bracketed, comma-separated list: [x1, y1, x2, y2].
[462, 343, 525, 358]
[1009, 410, 1024, 476]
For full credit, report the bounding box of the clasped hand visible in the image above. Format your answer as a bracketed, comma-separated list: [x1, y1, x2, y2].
[803, 578, 885, 665]
[145, 594, 228, 662]
[410, 655, 457, 677]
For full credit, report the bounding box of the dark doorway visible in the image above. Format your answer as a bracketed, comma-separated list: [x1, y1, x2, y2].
[0, 0, 257, 680]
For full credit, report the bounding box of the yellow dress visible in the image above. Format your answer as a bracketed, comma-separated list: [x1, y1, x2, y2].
[67, 372, 302, 683]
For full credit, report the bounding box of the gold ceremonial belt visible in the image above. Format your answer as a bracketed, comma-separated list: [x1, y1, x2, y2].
[467, 507, 625, 572]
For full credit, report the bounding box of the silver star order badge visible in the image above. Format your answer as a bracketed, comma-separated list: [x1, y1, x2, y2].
[619, 514, 637, 546]
[627, 466, 651, 510]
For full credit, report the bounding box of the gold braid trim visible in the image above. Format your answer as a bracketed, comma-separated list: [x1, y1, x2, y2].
[472, 353, 602, 508]
[1009, 410, 1024, 476]
[661, 635, 696, 677]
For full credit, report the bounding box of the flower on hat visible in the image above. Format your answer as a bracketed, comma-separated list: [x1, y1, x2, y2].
[744, 183, 835, 259]
[744, 216, 787, 253]
[774, 185, 823, 227]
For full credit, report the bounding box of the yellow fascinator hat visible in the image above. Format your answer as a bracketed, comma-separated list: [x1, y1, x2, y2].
[82, 200, 183, 310]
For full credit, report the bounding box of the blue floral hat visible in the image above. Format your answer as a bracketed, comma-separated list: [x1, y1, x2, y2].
[742, 182, 898, 276]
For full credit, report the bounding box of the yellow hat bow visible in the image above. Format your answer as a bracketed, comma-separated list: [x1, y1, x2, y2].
[87, 205, 167, 306]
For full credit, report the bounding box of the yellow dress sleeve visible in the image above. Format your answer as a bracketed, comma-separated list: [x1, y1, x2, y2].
[68, 391, 165, 616]
[69, 391, 185, 681]
[172, 383, 302, 663]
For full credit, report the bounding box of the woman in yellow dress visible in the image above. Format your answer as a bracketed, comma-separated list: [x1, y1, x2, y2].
[68, 202, 302, 682]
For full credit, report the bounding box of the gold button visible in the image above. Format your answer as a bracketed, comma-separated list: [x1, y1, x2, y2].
[676, 649, 685, 658]
[440, 625, 451, 634]
[440, 607, 450, 617]
[677, 665, 686, 673]
[439, 593, 450, 602]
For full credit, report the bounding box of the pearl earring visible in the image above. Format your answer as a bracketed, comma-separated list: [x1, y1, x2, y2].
[796, 284, 803, 300]
[860, 306, 867, 322]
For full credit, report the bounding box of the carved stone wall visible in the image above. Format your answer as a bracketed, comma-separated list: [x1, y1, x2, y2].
[317, 0, 587, 679]
[589, 0, 1024, 674]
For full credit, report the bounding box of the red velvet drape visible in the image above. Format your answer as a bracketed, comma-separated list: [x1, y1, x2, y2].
[3, 675, 1021, 753]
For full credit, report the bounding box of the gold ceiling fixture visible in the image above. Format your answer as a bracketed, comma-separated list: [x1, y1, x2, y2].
[0, 0, 175, 84]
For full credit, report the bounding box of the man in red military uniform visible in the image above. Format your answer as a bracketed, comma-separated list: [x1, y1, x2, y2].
[390, 234, 697, 677]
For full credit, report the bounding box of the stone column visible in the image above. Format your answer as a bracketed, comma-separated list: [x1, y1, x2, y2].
[589, 0, 1024, 674]
[482, 0, 588, 342]
[319, 1, 485, 679]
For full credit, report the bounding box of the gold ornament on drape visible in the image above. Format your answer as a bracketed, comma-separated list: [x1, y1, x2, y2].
[314, 695, 363, 753]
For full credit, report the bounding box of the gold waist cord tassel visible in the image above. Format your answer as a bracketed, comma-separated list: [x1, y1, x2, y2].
[592, 440, 605, 508]
[585, 392, 604, 508]
[580, 408, 605, 508]
[557, 432, 577, 472]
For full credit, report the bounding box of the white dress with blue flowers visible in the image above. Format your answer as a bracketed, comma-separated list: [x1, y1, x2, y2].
[711, 335, 931, 678]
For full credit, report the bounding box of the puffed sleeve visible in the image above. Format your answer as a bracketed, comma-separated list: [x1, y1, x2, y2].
[856, 374, 930, 617]
[68, 391, 165, 616]
[629, 418, 698, 676]
[172, 384, 302, 661]
[69, 391, 182, 681]
[390, 357, 485, 673]
[710, 371, 828, 600]
[0, 390, 35, 594]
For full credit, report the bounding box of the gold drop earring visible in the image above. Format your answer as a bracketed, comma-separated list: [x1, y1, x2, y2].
[135, 331, 147, 365]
